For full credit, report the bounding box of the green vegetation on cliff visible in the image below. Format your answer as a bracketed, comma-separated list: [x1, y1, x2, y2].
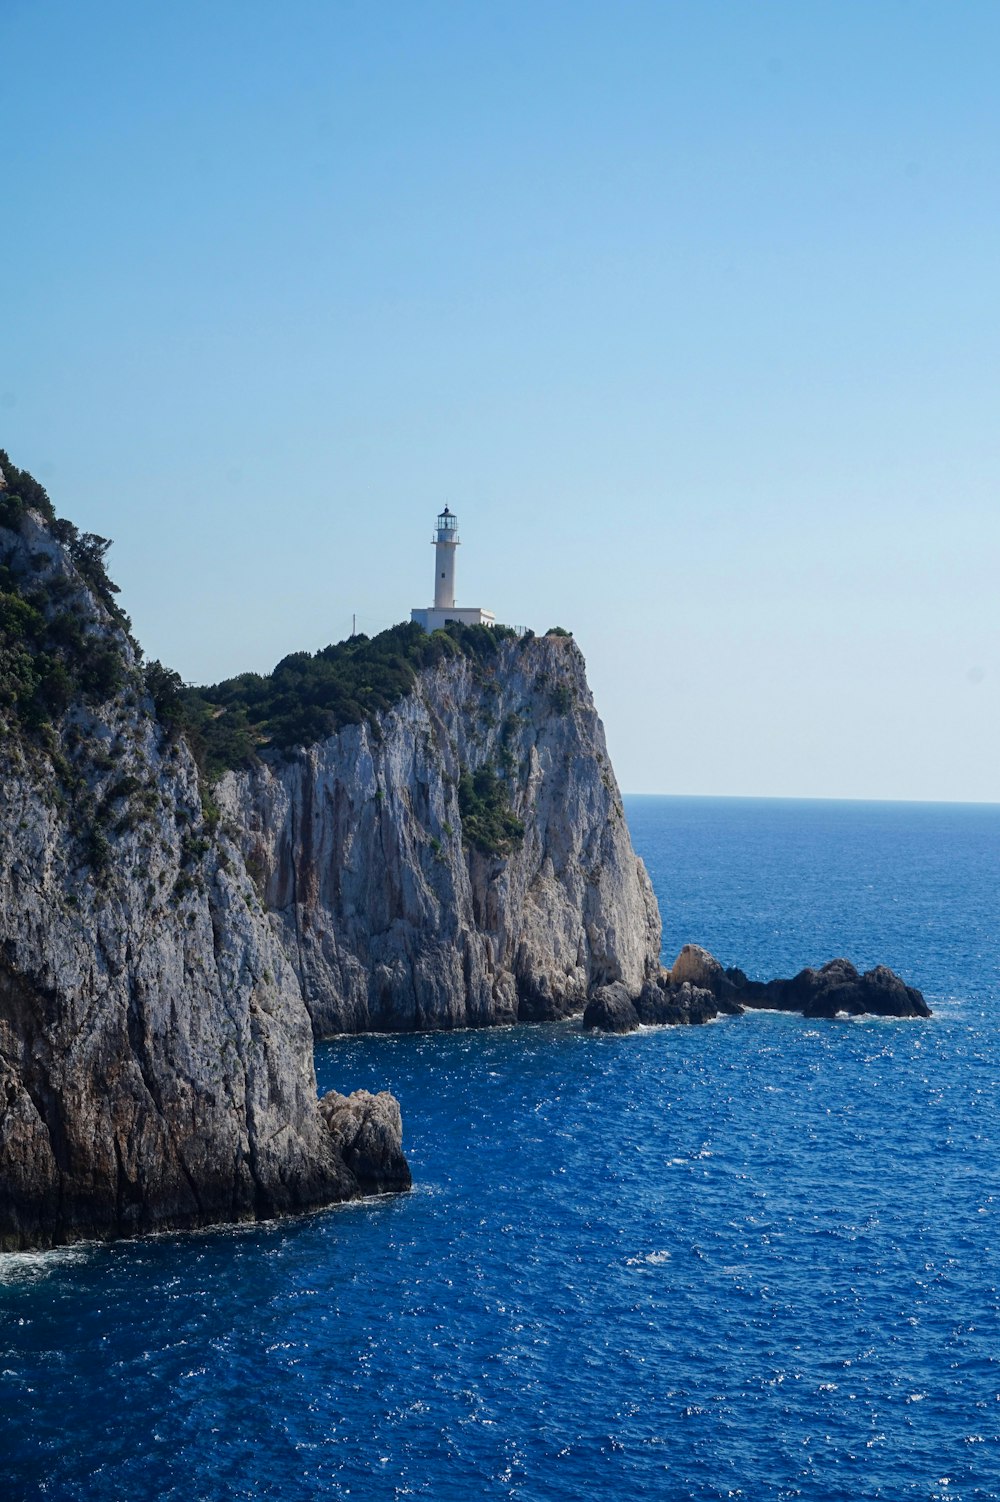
[0, 450, 529, 774]
[457, 765, 525, 856]
[0, 452, 130, 731]
[0, 452, 561, 875]
[166, 619, 521, 778]
[0, 451, 131, 634]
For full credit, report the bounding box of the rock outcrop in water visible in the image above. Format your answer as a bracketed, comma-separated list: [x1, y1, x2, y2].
[669, 944, 930, 1018]
[217, 634, 661, 1035]
[731, 955, 930, 1018]
[583, 944, 930, 1031]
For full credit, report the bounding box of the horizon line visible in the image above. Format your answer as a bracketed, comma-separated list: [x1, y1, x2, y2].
[622, 791, 1000, 809]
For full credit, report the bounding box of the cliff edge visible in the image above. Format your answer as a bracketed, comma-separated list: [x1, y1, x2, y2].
[0, 488, 409, 1250]
[218, 634, 662, 1034]
[0, 454, 660, 1247]
[0, 454, 921, 1253]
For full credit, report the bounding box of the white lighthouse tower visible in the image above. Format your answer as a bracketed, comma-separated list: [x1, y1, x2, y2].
[411, 507, 496, 633]
[433, 505, 458, 610]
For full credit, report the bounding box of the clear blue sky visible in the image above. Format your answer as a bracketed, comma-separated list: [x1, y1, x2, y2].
[3, 1, 998, 800]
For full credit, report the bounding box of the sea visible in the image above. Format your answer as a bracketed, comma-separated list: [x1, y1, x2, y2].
[2, 795, 999, 1501]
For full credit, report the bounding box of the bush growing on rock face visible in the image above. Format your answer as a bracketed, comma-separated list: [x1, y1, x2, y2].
[0, 450, 56, 525]
[457, 764, 524, 856]
[79, 644, 125, 703]
[50, 522, 126, 625]
[144, 660, 184, 722]
[0, 452, 137, 739]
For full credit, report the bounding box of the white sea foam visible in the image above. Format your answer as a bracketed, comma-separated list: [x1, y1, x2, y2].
[0, 1244, 94, 1284]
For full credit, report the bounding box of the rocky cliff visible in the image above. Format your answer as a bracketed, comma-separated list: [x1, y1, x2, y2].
[0, 465, 924, 1252]
[0, 503, 409, 1250]
[0, 474, 662, 1248]
[218, 634, 662, 1035]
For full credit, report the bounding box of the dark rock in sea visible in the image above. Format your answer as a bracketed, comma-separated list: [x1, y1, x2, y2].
[583, 983, 640, 1033]
[664, 947, 931, 1020]
[634, 978, 720, 1026]
[583, 970, 729, 1032]
[857, 964, 932, 1018]
[319, 1090, 412, 1194]
[738, 958, 931, 1019]
[581, 940, 928, 1033]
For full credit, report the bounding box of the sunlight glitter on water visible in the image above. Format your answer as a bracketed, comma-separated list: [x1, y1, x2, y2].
[1, 798, 999, 1500]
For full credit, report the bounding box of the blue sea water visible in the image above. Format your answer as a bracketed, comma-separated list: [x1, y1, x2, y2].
[2, 795, 999, 1501]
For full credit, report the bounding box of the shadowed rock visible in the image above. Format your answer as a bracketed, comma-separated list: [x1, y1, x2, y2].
[583, 983, 640, 1034]
[634, 978, 721, 1026]
[670, 947, 931, 1020]
[581, 945, 930, 1033]
[736, 957, 931, 1018]
[319, 1090, 412, 1194]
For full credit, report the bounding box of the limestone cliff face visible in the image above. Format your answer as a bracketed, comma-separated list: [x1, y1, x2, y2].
[0, 512, 408, 1251]
[218, 636, 662, 1035]
[0, 500, 658, 1250]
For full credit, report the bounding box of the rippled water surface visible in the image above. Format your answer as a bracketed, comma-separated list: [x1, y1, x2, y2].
[3, 796, 999, 1500]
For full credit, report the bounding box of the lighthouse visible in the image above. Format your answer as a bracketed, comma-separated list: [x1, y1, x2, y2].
[433, 505, 458, 610]
[411, 507, 496, 633]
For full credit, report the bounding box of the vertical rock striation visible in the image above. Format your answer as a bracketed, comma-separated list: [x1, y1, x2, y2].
[219, 635, 662, 1035]
[0, 510, 409, 1250]
[0, 490, 660, 1249]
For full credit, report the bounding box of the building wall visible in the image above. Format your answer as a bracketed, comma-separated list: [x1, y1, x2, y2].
[411, 607, 496, 633]
[433, 541, 457, 609]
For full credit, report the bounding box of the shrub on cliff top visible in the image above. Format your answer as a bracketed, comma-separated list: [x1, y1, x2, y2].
[0, 450, 550, 784]
[0, 558, 127, 732]
[0, 450, 56, 525]
[178, 619, 522, 775]
[0, 449, 132, 650]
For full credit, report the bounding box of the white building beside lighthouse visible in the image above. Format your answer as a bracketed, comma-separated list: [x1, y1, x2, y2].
[411, 507, 496, 633]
